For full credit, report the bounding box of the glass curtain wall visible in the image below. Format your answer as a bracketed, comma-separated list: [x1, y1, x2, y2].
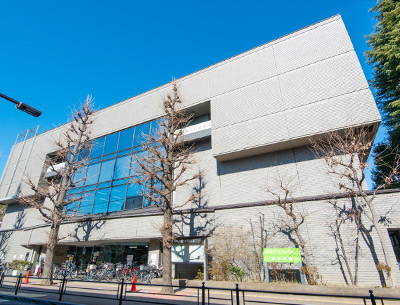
[66, 119, 161, 216]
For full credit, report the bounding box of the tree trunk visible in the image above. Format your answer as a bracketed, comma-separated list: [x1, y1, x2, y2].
[260, 214, 265, 282]
[354, 225, 360, 286]
[161, 207, 174, 294]
[336, 221, 355, 285]
[369, 203, 398, 287]
[294, 228, 317, 285]
[41, 221, 60, 285]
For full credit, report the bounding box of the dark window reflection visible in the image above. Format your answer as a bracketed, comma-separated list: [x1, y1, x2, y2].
[103, 132, 119, 155]
[118, 128, 134, 151]
[77, 147, 91, 162]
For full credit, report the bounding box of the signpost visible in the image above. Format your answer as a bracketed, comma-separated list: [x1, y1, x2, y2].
[262, 248, 305, 284]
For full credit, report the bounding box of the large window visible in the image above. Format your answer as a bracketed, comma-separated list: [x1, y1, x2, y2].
[66, 120, 161, 216]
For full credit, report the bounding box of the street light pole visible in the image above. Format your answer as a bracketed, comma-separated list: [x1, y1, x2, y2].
[0, 92, 42, 117]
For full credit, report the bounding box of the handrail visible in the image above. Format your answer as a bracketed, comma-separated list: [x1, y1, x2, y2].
[0, 271, 399, 305]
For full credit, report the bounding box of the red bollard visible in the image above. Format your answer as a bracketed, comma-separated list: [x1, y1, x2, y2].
[24, 271, 30, 283]
[131, 274, 137, 292]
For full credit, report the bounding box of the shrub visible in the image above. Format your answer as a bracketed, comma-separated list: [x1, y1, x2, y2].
[8, 260, 33, 271]
[228, 264, 245, 281]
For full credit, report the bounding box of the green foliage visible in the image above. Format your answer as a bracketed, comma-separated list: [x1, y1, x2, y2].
[366, 0, 400, 127]
[228, 264, 245, 281]
[366, 0, 400, 188]
[8, 260, 33, 271]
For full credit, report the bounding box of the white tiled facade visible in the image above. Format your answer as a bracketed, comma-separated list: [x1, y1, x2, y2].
[1, 15, 399, 286]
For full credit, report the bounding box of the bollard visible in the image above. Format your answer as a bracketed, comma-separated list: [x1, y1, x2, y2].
[0, 271, 4, 287]
[58, 275, 67, 301]
[369, 290, 377, 305]
[201, 282, 205, 305]
[15, 273, 22, 295]
[236, 284, 240, 305]
[118, 278, 125, 305]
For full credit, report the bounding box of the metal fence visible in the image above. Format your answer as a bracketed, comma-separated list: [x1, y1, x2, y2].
[0, 272, 399, 305]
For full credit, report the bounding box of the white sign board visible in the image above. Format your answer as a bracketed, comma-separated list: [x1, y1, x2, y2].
[127, 255, 133, 265]
[172, 245, 204, 263]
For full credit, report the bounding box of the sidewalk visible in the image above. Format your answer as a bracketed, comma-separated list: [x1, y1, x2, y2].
[152, 278, 400, 298]
[1, 276, 400, 305]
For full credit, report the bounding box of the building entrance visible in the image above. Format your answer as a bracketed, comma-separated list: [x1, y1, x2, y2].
[66, 243, 148, 268]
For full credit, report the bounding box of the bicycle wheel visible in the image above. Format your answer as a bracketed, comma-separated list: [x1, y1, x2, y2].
[136, 271, 145, 283]
[70, 269, 77, 279]
[115, 270, 122, 282]
[147, 271, 155, 283]
[106, 270, 113, 282]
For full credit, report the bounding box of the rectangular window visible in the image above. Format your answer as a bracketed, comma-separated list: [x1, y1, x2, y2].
[92, 188, 110, 214]
[65, 194, 80, 216]
[76, 147, 91, 162]
[103, 132, 119, 155]
[118, 127, 134, 151]
[98, 159, 116, 183]
[126, 183, 143, 210]
[108, 184, 127, 212]
[78, 191, 95, 215]
[133, 122, 150, 147]
[90, 138, 105, 159]
[150, 118, 165, 137]
[68, 117, 165, 217]
[72, 166, 87, 186]
[84, 163, 100, 186]
[114, 155, 131, 180]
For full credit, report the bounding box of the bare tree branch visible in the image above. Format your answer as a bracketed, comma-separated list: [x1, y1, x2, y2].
[311, 127, 400, 287]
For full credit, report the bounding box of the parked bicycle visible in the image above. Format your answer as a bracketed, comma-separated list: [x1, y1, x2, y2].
[53, 263, 78, 279]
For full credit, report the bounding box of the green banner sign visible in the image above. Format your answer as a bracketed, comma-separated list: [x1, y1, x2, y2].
[263, 248, 302, 263]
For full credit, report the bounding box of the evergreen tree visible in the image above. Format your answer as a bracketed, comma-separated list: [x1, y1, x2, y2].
[366, 0, 400, 188]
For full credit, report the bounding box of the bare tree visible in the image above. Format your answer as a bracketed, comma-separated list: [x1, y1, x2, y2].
[328, 198, 361, 286]
[266, 175, 320, 285]
[248, 213, 268, 282]
[208, 225, 251, 281]
[132, 83, 200, 294]
[312, 127, 400, 287]
[20, 97, 94, 284]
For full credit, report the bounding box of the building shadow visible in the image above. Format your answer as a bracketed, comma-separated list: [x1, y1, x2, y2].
[0, 211, 26, 260]
[360, 224, 387, 287]
[71, 218, 106, 242]
[174, 175, 216, 238]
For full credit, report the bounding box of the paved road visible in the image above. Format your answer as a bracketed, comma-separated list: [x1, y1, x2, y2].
[0, 298, 30, 304]
[1, 277, 399, 305]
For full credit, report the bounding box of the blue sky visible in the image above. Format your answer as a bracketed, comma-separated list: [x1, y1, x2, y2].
[0, 0, 382, 188]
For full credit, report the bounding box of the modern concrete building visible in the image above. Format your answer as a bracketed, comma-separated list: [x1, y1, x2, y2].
[1, 15, 399, 285]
